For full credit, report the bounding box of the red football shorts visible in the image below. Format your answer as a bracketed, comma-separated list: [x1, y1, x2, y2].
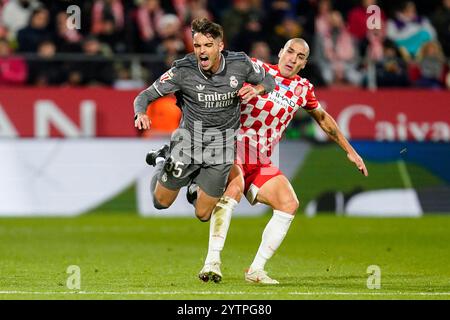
[236, 140, 283, 205]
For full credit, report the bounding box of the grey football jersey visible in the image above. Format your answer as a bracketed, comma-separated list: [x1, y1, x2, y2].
[134, 51, 274, 150]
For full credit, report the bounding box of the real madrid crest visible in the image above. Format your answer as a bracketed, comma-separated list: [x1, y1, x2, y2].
[229, 76, 238, 88]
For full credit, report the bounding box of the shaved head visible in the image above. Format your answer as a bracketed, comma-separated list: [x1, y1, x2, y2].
[277, 38, 310, 78]
[284, 38, 310, 58]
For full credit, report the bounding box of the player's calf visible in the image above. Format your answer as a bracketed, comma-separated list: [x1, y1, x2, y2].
[194, 188, 221, 222]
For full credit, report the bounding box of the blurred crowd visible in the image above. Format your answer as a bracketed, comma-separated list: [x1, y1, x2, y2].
[0, 0, 449, 89]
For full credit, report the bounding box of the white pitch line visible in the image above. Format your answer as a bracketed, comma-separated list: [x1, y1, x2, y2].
[0, 291, 449, 296]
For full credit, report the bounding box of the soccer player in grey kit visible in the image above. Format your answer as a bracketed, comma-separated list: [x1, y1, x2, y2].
[133, 18, 276, 221]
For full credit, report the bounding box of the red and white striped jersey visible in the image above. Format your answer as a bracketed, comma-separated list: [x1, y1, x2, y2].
[238, 59, 320, 157]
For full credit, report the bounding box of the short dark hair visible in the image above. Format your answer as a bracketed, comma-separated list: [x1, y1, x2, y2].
[191, 18, 223, 40]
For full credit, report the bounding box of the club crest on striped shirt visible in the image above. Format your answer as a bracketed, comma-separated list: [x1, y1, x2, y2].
[294, 84, 303, 97]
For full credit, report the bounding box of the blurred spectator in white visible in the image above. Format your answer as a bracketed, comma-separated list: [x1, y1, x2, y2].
[249, 41, 272, 63]
[135, 0, 165, 53]
[432, 0, 450, 57]
[0, 38, 27, 86]
[17, 7, 52, 52]
[55, 11, 83, 52]
[27, 40, 67, 85]
[156, 13, 180, 39]
[414, 41, 447, 89]
[387, 1, 437, 59]
[314, 10, 362, 86]
[1, 0, 41, 41]
[373, 39, 409, 87]
[155, 14, 184, 56]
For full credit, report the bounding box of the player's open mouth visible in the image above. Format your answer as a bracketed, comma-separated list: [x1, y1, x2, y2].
[200, 56, 209, 68]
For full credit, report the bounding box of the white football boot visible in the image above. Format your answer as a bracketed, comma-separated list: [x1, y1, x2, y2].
[244, 269, 279, 284]
[198, 262, 222, 283]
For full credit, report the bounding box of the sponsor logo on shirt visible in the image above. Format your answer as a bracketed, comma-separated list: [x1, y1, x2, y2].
[159, 69, 174, 84]
[198, 90, 239, 108]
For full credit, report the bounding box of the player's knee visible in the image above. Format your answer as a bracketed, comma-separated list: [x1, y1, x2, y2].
[153, 194, 171, 210]
[279, 197, 299, 214]
[195, 209, 211, 222]
[224, 183, 243, 202]
[194, 202, 215, 221]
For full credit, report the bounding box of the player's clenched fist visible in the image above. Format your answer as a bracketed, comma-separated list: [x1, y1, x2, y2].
[238, 85, 258, 104]
[134, 112, 151, 130]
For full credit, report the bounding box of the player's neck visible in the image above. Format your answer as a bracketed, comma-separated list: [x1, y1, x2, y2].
[201, 53, 225, 77]
[213, 54, 225, 73]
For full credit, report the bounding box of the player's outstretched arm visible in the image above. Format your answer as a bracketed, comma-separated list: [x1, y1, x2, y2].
[309, 107, 368, 177]
[133, 67, 181, 131]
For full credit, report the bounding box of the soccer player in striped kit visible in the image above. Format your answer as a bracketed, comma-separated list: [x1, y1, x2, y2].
[196, 38, 369, 284]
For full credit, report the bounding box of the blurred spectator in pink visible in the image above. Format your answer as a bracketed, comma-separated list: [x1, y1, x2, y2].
[314, 10, 362, 86]
[0, 38, 27, 86]
[347, 0, 386, 57]
[1, 0, 41, 41]
[134, 0, 165, 53]
[387, 1, 437, 58]
[250, 41, 272, 63]
[91, 0, 126, 52]
[55, 11, 83, 52]
[17, 7, 52, 52]
[315, 0, 332, 36]
[432, 0, 450, 57]
[0, 25, 8, 40]
[169, 0, 188, 21]
[414, 41, 447, 89]
[91, 0, 124, 34]
[347, 0, 386, 42]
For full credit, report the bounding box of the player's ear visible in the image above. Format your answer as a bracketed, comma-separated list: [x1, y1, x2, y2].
[219, 40, 224, 52]
[301, 59, 308, 70]
[278, 48, 283, 59]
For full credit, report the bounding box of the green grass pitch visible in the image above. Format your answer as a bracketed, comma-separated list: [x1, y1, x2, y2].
[0, 215, 449, 300]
